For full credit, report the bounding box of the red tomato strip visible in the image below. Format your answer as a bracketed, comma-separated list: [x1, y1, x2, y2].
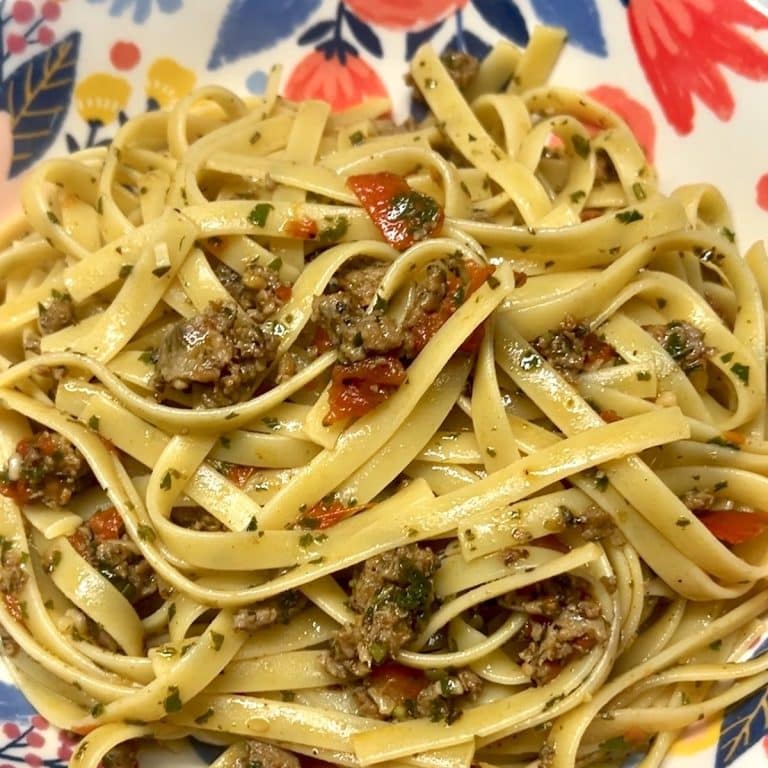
[300, 499, 371, 529]
[347, 172, 444, 250]
[698, 509, 768, 545]
[324, 357, 407, 425]
[368, 662, 427, 701]
[87, 506, 125, 541]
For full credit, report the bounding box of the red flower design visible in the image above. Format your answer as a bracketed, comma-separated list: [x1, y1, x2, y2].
[344, 0, 467, 30]
[757, 173, 768, 212]
[284, 50, 388, 111]
[587, 85, 656, 162]
[627, 0, 768, 134]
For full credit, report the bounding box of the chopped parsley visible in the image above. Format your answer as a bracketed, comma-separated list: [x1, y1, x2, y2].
[210, 631, 224, 651]
[164, 686, 182, 713]
[615, 209, 644, 224]
[248, 203, 274, 227]
[119, 264, 133, 279]
[87, 415, 100, 432]
[720, 226, 735, 243]
[632, 182, 647, 200]
[571, 134, 590, 158]
[731, 363, 750, 384]
[317, 215, 349, 244]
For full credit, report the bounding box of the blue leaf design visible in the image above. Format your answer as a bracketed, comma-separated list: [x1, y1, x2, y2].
[445, 30, 491, 61]
[343, 7, 383, 58]
[715, 637, 768, 768]
[208, 0, 322, 70]
[406, 20, 445, 60]
[472, 0, 529, 46]
[0, 31, 81, 178]
[298, 19, 335, 45]
[530, 0, 607, 56]
[0, 682, 35, 719]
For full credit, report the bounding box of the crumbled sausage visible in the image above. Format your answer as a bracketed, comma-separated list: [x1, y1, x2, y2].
[532, 315, 618, 381]
[680, 489, 756, 515]
[0, 431, 93, 508]
[233, 590, 306, 632]
[440, 50, 480, 92]
[153, 301, 279, 407]
[0, 545, 27, 600]
[559, 504, 616, 542]
[644, 321, 710, 372]
[37, 291, 75, 335]
[233, 742, 300, 768]
[274, 347, 314, 384]
[170, 507, 226, 532]
[59, 607, 119, 651]
[324, 544, 439, 680]
[67, 523, 158, 606]
[101, 742, 138, 768]
[213, 260, 289, 324]
[334, 261, 388, 308]
[501, 575, 608, 685]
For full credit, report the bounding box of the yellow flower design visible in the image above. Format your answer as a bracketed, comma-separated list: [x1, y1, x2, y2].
[145, 58, 196, 108]
[74, 74, 132, 125]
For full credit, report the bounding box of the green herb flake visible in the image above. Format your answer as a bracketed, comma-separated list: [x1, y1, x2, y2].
[373, 294, 388, 313]
[731, 363, 750, 384]
[246, 517, 259, 532]
[636, 371, 652, 381]
[520, 352, 541, 371]
[137, 524, 156, 542]
[615, 209, 644, 224]
[708, 436, 741, 451]
[720, 352, 734, 363]
[87, 415, 100, 432]
[267, 257, 282, 271]
[164, 686, 182, 713]
[299, 532, 314, 548]
[709, 639, 722, 651]
[160, 471, 173, 491]
[90, 702, 105, 717]
[632, 182, 647, 201]
[349, 130, 365, 146]
[571, 134, 590, 158]
[713, 481, 728, 491]
[152, 265, 171, 278]
[486, 447, 497, 457]
[317, 215, 349, 244]
[139, 349, 155, 364]
[45, 549, 62, 574]
[249, 130, 261, 145]
[600, 737, 628, 753]
[47, 211, 60, 225]
[676, 517, 691, 527]
[720, 226, 735, 243]
[281, 690, 296, 702]
[569, 190, 586, 203]
[248, 203, 274, 227]
[219, 435, 231, 449]
[210, 631, 224, 651]
[119, 264, 133, 279]
[656, 297, 667, 309]
[486, 274, 500, 289]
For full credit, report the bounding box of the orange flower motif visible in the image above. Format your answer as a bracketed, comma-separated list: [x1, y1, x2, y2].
[284, 50, 388, 111]
[587, 85, 656, 162]
[145, 57, 196, 108]
[344, 0, 468, 30]
[74, 73, 132, 125]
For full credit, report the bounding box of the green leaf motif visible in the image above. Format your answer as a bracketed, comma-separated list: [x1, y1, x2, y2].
[1, 32, 82, 177]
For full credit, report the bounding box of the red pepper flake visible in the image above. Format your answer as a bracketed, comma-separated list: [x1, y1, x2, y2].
[599, 409, 621, 423]
[347, 171, 444, 251]
[312, 325, 333, 353]
[283, 217, 318, 240]
[299, 498, 371, 530]
[324, 356, 407, 425]
[226, 464, 256, 488]
[275, 284, 292, 302]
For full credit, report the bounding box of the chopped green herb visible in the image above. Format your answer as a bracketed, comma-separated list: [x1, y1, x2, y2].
[152, 265, 171, 277]
[656, 297, 667, 309]
[349, 130, 365, 145]
[713, 481, 728, 491]
[571, 134, 590, 158]
[164, 686, 182, 713]
[520, 352, 541, 371]
[137, 524, 156, 542]
[139, 349, 155, 364]
[709, 639, 722, 651]
[87, 415, 100, 432]
[373, 294, 388, 313]
[210, 631, 224, 651]
[486, 447, 497, 457]
[281, 690, 296, 702]
[225, 411, 238, 420]
[248, 203, 274, 227]
[119, 264, 133, 279]
[424, 78, 437, 89]
[219, 435, 231, 449]
[246, 517, 259, 531]
[676, 517, 691, 527]
[708, 436, 741, 450]
[299, 532, 314, 548]
[632, 182, 646, 200]
[194, 707, 214, 725]
[267, 257, 282, 271]
[47, 210, 60, 225]
[317, 215, 349, 244]
[731, 363, 750, 384]
[369, 641, 388, 663]
[44, 549, 62, 574]
[720, 352, 734, 363]
[636, 371, 652, 381]
[569, 190, 586, 203]
[249, 130, 261, 144]
[720, 226, 735, 243]
[160, 471, 173, 491]
[486, 274, 500, 289]
[615, 209, 644, 224]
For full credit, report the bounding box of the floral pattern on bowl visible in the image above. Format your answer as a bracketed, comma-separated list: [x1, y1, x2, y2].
[0, 1, 767, 766]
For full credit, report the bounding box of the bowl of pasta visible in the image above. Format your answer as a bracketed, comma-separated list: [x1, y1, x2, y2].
[1, 2, 767, 768]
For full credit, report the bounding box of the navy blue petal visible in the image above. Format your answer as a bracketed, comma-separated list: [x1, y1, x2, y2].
[208, 0, 322, 70]
[343, 7, 383, 58]
[0, 31, 81, 177]
[0, 682, 36, 719]
[298, 19, 335, 45]
[472, 0, 529, 46]
[406, 19, 445, 60]
[530, 0, 607, 56]
[715, 637, 768, 768]
[445, 30, 491, 61]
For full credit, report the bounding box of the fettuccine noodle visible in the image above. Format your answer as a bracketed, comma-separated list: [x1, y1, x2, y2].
[0, 29, 767, 768]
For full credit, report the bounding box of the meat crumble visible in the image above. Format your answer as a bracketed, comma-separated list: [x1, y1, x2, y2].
[325, 544, 439, 680]
[532, 315, 617, 381]
[153, 300, 280, 408]
[232, 741, 300, 768]
[500, 575, 608, 685]
[233, 590, 306, 632]
[0, 431, 93, 508]
[644, 320, 710, 372]
[37, 290, 75, 335]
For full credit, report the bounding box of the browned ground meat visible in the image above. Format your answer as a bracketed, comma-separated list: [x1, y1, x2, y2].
[170, 507, 226, 531]
[680, 489, 756, 515]
[0, 431, 93, 508]
[233, 742, 300, 768]
[37, 291, 75, 335]
[213, 260, 289, 323]
[233, 590, 306, 632]
[335, 261, 389, 307]
[153, 301, 279, 407]
[325, 544, 439, 680]
[414, 668, 483, 722]
[440, 50, 480, 91]
[500, 576, 608, 685]
[67, 525, 157, 605]
[61, 606, 119, 651]
[532, 316, 617, 381]
[644, 320, 710, 372]
[559, 504, 616, 542]
[101, 742, 138, 768]
[0, 545, 27, 599]
[274, 347, 314, 384]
